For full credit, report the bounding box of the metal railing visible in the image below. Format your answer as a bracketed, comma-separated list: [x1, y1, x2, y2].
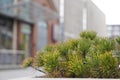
[0, 49, 24, 68]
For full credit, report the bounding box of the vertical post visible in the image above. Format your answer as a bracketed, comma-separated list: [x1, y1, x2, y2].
[12, 20, 17, 52]
[83, 0, 87, 31]
[60, 0, 64, 42]
[12, 20, 17, 64]
[31, 24, 37, 57]
[17, 21, 22, 50]
[47, 21, 54, 44]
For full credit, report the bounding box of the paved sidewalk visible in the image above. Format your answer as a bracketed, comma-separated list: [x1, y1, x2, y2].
[0, 67, 45, 80]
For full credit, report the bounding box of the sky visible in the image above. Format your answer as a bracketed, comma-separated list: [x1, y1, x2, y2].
[92, 0, 120, 25]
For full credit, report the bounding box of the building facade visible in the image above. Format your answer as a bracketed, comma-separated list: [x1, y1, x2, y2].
[86, 0, 106, 37]
[64, 0, 107, 40]
[107, 25, 120, 38]
[0, 0, 59, 68]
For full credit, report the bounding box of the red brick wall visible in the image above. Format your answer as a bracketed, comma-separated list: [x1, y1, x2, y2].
[17, 21, 22, 50]
[16, 0, 59, 56]
[32, 0, 51, 7]
[31, 24, 37, 56]
[32, 0, 59, 44]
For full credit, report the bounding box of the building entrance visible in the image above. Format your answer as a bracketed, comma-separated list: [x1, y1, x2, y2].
[21, 23, 31, 58]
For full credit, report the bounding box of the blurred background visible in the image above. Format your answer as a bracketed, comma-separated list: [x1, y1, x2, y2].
[0, 0, 119, 80]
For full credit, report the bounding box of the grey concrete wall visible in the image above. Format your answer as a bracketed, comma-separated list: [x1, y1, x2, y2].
[86, 0, 107, 37]
[52, 0, 60, 12]
[64, 0, 106, 40]
[64, 0, 84, 40]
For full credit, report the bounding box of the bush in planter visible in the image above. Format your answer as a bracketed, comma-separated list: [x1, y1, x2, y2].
[43, 39, 80, 77]
[116, 36, 120, 45]
[98, 52, 119, 78]
[80, 30, 97, 40]
[44, 44, 57, 52]
[67, 53, 90, 78]
[77, 38, 92, 58]
[57, 39, 79, 57]
[22, 57, 33, 68]
[86, 52, 119, 78]
[97, 38, 115, 53]
[34, 52, 45, 67]
[42, 50, 61, 77]
[85, 53, 100, 77]
[115, 36, 120, 51]
[114, 36, 120, 64]
[22, 30, 120, 78]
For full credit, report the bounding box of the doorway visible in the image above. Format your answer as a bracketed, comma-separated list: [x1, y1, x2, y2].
[21, 23, 31, 58]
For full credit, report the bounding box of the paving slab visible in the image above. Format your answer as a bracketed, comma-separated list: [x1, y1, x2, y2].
[0, 67, 45, 80]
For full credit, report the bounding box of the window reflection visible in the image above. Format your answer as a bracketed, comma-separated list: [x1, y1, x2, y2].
[0, 18, 13, 49]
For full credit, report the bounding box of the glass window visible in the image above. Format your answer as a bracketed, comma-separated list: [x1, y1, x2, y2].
[0, 17, 13, 49]
[0, 0, 14, 15]
[21, 23, 31, 57]
[0, 0, 13, 7]
[37, 21, 48, 51]
[107, 26, 112, 31]
[21, 23, 31, 34]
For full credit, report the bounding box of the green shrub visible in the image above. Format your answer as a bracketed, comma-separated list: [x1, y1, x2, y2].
[43, 50, 60, 73]
[86, 54, 100, 77]
[67, 53, 89, 77]
[66, 39, 79, 50]
[86, 52, 119, 78]
[44, 45, 56, 52]
[55, 39, 79, 57]
[115, 36, 120, 50]
[22, 57, 33, 68]
[116, 36, 120, 45]
[98, 52, 119, 78]
[98, 38, 115, 53]
[23, 30, 120, 78]
[77, 38, 92, 58]
[80, 30, 97, 40]
[42, 50, 63, 77]
[57, 43, 70, 57]
[34, 52, 45, 67]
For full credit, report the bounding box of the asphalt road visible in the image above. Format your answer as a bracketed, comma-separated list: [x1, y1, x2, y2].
[0, 67, 45, 80]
